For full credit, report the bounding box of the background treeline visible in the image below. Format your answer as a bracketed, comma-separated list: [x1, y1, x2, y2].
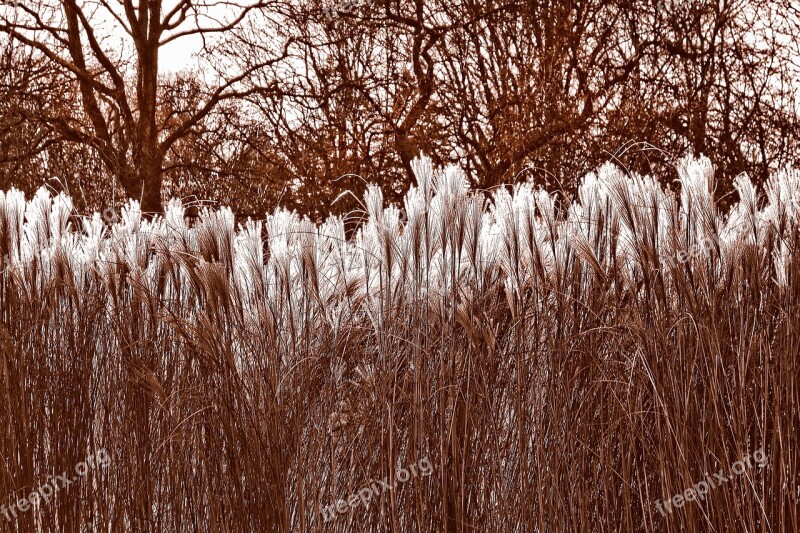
[1, 0, 799, 220]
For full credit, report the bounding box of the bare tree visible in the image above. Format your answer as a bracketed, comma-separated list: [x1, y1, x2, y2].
[0, 0, 291, 214]
[432, 0, 655, 190]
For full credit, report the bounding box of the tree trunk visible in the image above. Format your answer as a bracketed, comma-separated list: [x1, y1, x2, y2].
[134, 26, 162, 216]
[139, 165, 163, 217]
[117, 152, 164, 217]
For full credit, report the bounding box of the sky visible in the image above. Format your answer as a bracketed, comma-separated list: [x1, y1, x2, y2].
[160, 33, 204, 74]
[0, 0, 245, 74]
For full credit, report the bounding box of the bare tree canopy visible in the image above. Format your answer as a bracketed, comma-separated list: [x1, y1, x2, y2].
[1, 0, 291, 214]
[1, 0, 798, 218]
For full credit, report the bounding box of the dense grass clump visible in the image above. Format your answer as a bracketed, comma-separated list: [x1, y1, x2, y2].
[0, 156, 797, 532]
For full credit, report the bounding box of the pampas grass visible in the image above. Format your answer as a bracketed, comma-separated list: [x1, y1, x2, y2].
[0, 155, 797, 532]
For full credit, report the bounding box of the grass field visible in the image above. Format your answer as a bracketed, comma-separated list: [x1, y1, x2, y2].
[0, 156, 797, 531]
